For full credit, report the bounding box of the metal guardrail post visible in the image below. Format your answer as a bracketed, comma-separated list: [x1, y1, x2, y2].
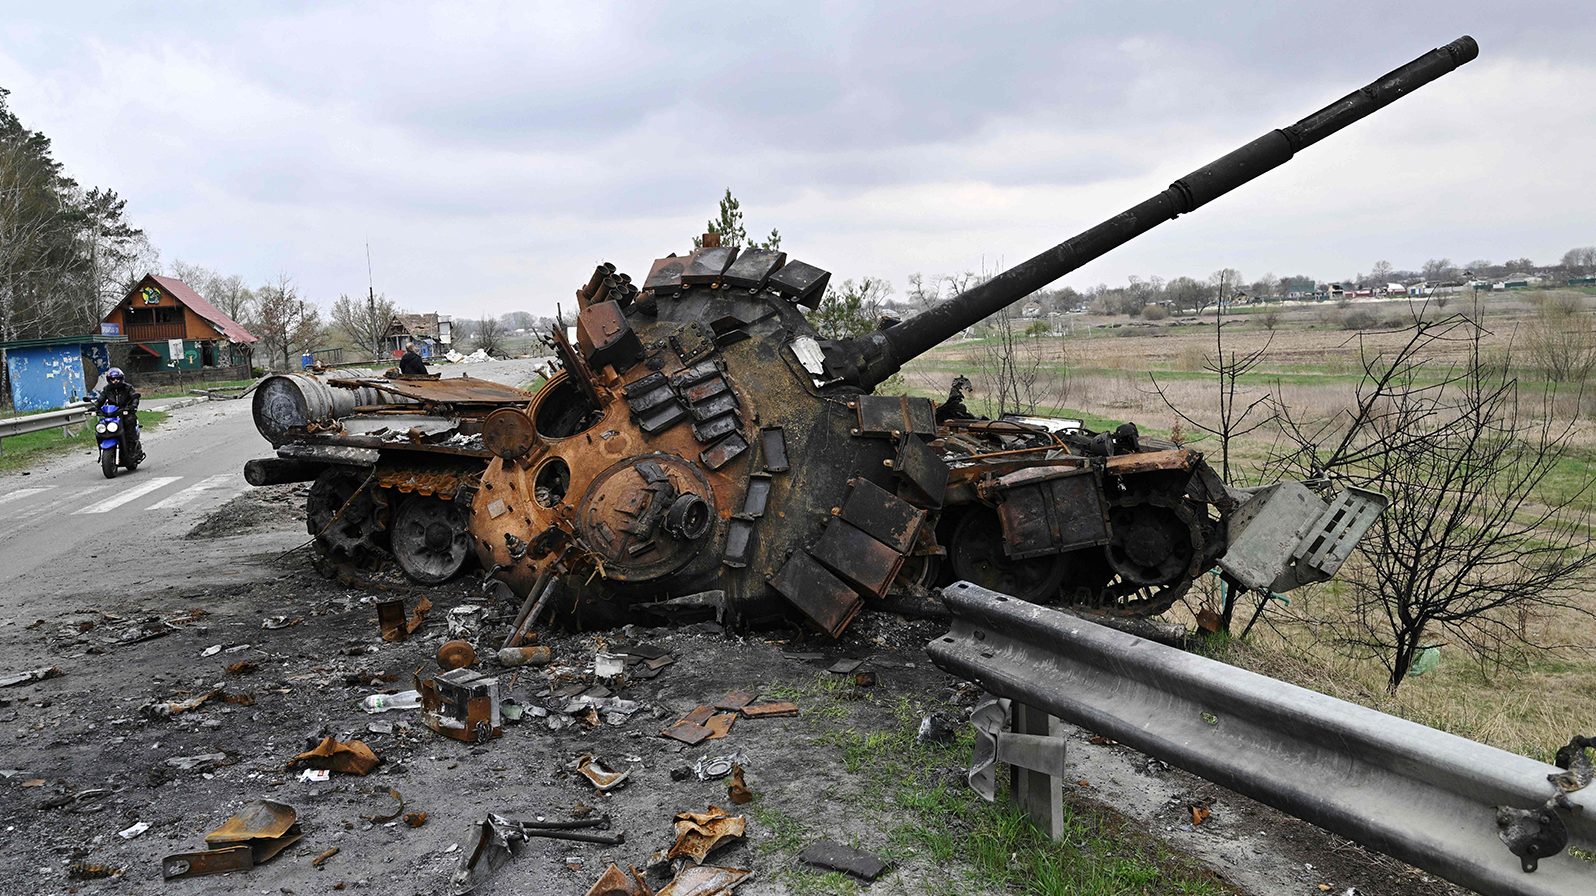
[0, 402, 91, 454]
[927, 580, 1595, 896]
[968, 696, 1069, 838]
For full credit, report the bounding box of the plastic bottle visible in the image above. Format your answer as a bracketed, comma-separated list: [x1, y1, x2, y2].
[361, 689, 421, 713]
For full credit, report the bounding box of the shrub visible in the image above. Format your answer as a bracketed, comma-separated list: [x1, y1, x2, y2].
[1341, 310, 1377, 331]
[1141, 304, 1169, 321]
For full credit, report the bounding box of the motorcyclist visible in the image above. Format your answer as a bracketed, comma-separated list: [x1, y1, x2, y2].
[95, 367, 144, 461]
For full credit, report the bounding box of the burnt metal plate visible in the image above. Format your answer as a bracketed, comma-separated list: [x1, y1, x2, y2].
[995, 467, 1110, 560]
[623, 371, 668, 399]
[894, 433, 948, 508]
[637, 400, 688, 433]
[839, 477, 925, 554]
[671, 321, 716, 364]
[669, 360, 722, 389]
[682, 376, 730, 404]
[722, 248, 788, 289]
[769, 550, 863, 638]
[627, 383, 677, 413]
[854, 395, 936, 438]
[723, 517, 756, 568]
[692, 412, 740, 443]
[689, 391, 739, 421]
[643, 256, 686, 293]
[681, 246, 739, 285]
[768, 259, 831, 308]
[162, 846, 255, 881]
[760, 426, 789, 473]
[811, 516, 905, 598]
[742, 474, 772, 517]
[700, 432, 749, 470]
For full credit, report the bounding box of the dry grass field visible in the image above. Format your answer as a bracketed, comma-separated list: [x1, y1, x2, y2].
[902, 289, 1596, 761]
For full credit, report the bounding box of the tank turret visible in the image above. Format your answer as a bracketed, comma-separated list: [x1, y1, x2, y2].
[463, 38, 1477, 637]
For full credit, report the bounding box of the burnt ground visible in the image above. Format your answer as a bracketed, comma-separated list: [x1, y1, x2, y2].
[0, 485, 1469, 896]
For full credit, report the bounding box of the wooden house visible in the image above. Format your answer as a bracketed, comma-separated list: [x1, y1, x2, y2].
[101, 274, 258, 374]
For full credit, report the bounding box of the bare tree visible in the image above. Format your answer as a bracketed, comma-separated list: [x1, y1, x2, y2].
[1265, 313, 1596, 692]
[473, 316, 506, 357]
[331, 292, 398, 361]
[252, 275, 322, 370]
[1561, 246, 1596, 274]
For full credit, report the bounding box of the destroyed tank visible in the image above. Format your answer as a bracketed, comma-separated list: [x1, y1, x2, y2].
[246, 36, 1476, 639]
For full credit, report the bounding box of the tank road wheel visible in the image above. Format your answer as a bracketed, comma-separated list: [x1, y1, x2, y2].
[307, 468, 384, 562]
[390, 494, 473, 585]
[947, 507, 1067, 603]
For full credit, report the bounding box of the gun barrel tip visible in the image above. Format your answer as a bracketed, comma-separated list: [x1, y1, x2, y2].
[1451, 35, 1480, 62]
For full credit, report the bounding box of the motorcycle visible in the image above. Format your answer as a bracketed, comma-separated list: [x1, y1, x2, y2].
[94, 403, 142, 478]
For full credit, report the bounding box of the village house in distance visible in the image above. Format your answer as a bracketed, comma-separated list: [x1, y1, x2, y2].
[100, 274, 258, 379]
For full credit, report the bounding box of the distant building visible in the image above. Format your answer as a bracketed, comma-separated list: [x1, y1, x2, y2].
[385, 312, 454, 358]
[101, 274, 257, 374]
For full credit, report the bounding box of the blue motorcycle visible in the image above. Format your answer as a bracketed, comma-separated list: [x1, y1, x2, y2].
[95, 402, 142, 478]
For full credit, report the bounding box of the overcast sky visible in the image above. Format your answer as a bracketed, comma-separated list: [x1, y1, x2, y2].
[2, 2, 1591, 319]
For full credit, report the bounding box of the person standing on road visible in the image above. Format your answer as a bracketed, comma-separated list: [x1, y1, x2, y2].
[399, 341, 429, 376]
[95, 367, 144, 461]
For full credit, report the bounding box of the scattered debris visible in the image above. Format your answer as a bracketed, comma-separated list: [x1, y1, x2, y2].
[0, 666, 63, 688]
[437, 639, 477, 670]
[713, 691, 755, 711]
[298, 769, 330, 783]
[67, 863, 124, 881]
[576, 754, 631, 792]
[852, 671, 877, 688]
[585, 863, 653, 896]
[657, 864, 751, 894]
[594, 652, 627, 681]
[727, 765, 753, 805]
[312, 846, 340, 867]
[454, 814, 627, 893]
[1189, 800, 1212, 826]
[364, 788, 404, 823]
[362, 689, 422, 713]
[376, 595, 431, 641]
[739, 702, 798, 720]
[118, 821, 150, 839]
[668, 805, 745, 864]
[446, 604, 487, 640]
[799, 839, 888, 881]
[826, 658, 864, 675]
[420, 667, 502, 743]
[200, 645, 223, 657]
[261, 615, 301, 630]
[404, 811, 428, 828]
[693, 753, 747, 782]
[289, 736, 380, 776]
[224, 659, 258, 675]
[164, 799, 301, 881]
[916, 712, 957, 744]
[497, 645, 553, 667]
[165, 752, 227, 772]
[144, 689, 221, 719]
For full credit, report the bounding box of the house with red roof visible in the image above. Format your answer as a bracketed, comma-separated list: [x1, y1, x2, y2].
[101, 274, 258, 374]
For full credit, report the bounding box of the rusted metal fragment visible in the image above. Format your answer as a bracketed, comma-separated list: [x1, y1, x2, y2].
[854, 394, 936, 438]
[739, 702, 798, 719]
[661, 719, 714, 746]
[810, 518, 905, 598]
[703, 712, 737, 740]
[420, 667, 502, 743]
[378, 595, 432, 642]
[363, 788, 404, 823]
[768, 551, 862, 637]
[162, 845, 254, 881]
[799, 839, 888, 880]
[576, 754, 631, 792]
[700, 432, 748, 470]
[436, 639, 476, 671]
[311, 847, 339, 867]
[1103, 448, 1197, 474]
[840, 477, 925, 554]
[713, 691, 756, 711]
[586, 863, 654, 896]
[289, 737, 380, 776]
[483, 406, 536, 461]
[727, 765, 753, 805]
[991, 467, 1111, 560]
[667, 806, 746, 863]
[892, 433, 948, 507]
[333, 375, 533, 407]
[657, 864, 751, 895]
[579, 301, 643, 372]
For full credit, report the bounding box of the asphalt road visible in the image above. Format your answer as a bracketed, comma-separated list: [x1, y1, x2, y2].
[0, 360, 545, 609]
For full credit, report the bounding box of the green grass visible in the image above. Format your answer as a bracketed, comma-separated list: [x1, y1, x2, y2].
[0, 409, 168, 472]
[765, 676, 1230, 896]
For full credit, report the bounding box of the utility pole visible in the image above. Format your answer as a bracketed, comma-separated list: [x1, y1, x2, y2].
[366, 241, 379, 361]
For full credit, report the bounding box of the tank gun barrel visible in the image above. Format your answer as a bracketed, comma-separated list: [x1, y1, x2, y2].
[834, 35, 1478, 390]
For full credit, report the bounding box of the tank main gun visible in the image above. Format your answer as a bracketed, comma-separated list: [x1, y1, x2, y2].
[824, 35, 1478, 390]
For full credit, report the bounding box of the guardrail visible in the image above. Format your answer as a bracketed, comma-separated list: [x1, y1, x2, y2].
[0, 402, 91, 453]
[927, 580, 1594, 896]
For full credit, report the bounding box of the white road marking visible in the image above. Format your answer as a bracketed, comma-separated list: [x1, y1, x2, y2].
[0, 486, 53, 506]
[149, 474, 235, 509]
[72, 477, 182, 515]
